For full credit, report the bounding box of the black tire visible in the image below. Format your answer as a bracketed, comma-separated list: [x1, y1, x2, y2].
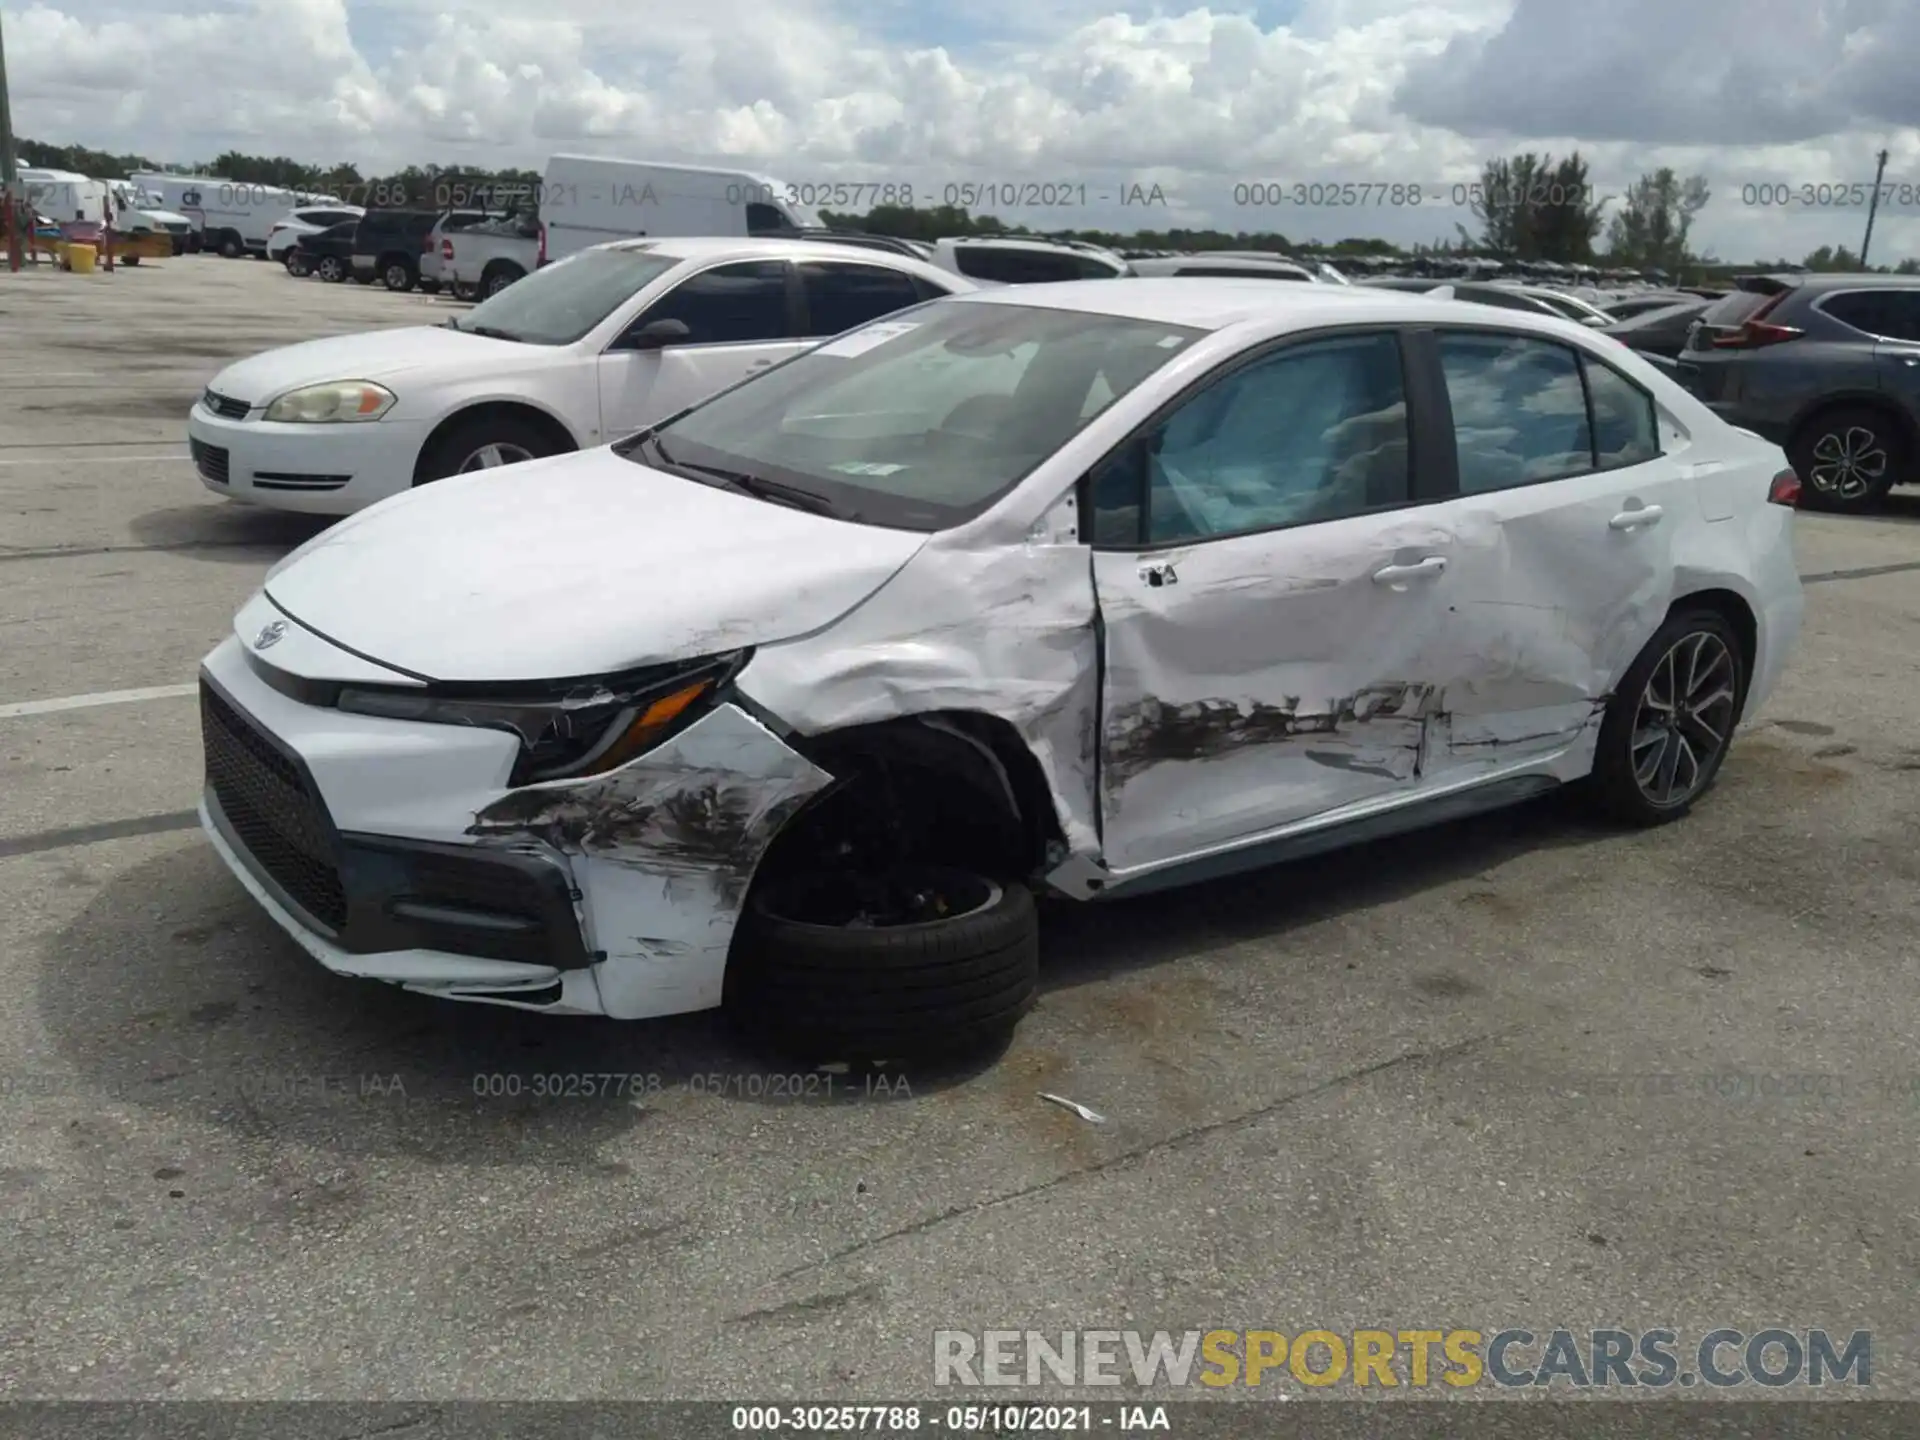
[1791, 405, 1906, 513]
[382, 256, 416, 292]
[285, 251, 310, 277]
[1585, 608, 1747, 828]
[218, 231, 242, 259]
[480, 262, 523, 298]
[316, 255, 346, 283]
[418, 414, 554, 483]
[122, 254, 140, 267]
[418, 278, 441, 295]
[186, 233, 203, 255]
[725, 865, 1040, 1062]
[451, 281, 479, 302]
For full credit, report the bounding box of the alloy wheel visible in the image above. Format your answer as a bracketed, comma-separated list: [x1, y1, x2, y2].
[457, 442, 535, 472]
[1807, 425, 1887, 500]
[1630, 630, 1738, 808]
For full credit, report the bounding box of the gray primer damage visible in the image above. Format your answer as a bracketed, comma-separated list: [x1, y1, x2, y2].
[1104, 683, 1443, 790]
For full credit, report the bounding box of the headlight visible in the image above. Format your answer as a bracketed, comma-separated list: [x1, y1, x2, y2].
[264, 381, 396, 423]
[335, 654, 746, 784]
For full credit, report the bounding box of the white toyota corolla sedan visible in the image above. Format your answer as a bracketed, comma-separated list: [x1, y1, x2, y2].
[198, 279, 1805, 1058]
[185, 236, 972, 515]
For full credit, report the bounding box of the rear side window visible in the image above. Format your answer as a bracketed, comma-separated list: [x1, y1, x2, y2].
[952, 247, 1019, 282]
[1438, 333, 1592, 492]
[798, 262, 923, 336]
[1581, 358, 1660, 468]
[1819, 290, 1920, 342]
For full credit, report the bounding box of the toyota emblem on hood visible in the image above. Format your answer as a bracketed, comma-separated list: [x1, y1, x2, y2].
[254, 620, 287, 650]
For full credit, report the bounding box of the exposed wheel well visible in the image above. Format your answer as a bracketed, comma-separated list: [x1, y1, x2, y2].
[411, 403, 579, 483]
[1786, 396, 1919, 462]
[1670, 588, 1756, 688]
[481, 259, 525, 279]
[755, 712, 1068, 890]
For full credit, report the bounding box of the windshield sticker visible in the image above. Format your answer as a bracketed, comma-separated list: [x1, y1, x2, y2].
[817, 321, 919, 358]
[831, 461, 907, 476]
[1157, 335, 1186, 348]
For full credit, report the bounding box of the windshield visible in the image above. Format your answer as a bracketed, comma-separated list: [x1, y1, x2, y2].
[638, 300, 1204, 531]
[449, 248, 682, 345]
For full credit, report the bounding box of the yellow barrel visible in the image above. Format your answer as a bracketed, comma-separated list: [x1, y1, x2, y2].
[68, 243, 97, 274]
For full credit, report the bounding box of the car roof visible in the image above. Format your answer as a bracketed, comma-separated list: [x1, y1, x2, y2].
[595, 234, 962, 281]
[947, 275, 1615, 337]
[1787, 272, 1920, 290]
[1130, 256, 1315, 276]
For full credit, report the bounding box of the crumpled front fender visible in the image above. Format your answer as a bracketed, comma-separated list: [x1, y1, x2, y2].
[464, 702, 834, 1020]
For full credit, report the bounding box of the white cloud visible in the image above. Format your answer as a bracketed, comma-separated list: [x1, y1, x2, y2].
[10, 0, 1920, 262]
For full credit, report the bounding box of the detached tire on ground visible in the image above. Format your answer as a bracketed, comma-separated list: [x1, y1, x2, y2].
[726, 865, 1040, 1062]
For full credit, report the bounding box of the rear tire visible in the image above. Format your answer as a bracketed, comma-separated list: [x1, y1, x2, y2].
[315, 255, 346, 283]
[480, 262, 524, 298]
[1585, 608, 1747, 828]
[218, 231, 242, 259]
[725, 865, 1040, 1063]
[382, 257, 416, 292]
[1791, 405, 1906, 513]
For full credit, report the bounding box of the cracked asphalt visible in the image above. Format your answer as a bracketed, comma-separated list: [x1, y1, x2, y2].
[3, 257, 1919, 1410]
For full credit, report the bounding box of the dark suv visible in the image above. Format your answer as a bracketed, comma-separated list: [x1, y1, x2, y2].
[1677, 273, 1920, 511]
[351, 209, 485, 293]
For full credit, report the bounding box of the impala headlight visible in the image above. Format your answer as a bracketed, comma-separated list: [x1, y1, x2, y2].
[335, 653, 747, 784]
[264, 381, 396, 423]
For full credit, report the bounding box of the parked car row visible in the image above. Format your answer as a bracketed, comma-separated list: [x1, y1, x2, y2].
[189, 268, 1807, 1057]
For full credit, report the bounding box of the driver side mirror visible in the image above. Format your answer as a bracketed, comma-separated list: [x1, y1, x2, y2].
[623, 318, 691, 351]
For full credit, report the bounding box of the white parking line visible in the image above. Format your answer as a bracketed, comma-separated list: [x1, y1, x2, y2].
[0, 454, 190, 466]
[0, 683, 197, 719]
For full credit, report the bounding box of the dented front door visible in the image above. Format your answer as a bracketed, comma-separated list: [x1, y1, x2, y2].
[1087, 330, 1468, 873]
[1091, 514, 1462, 872]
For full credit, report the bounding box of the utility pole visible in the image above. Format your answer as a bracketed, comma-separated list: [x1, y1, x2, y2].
[1860, 147, 1890, 270]
[0, 4, 23, 271]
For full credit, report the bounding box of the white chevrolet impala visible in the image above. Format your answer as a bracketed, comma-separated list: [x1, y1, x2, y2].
[186, 236, 971, 514]
[197, 279, 1805, 1058]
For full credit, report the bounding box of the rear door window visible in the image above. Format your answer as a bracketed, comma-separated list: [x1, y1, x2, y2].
[1820, 290, 1920, 342]
[798, 262, 924, 336]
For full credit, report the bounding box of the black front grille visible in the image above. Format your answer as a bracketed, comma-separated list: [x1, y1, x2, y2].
[201, 682, 347, 930]
[202, 389, 249, 419]
[189, 438, 229, 484]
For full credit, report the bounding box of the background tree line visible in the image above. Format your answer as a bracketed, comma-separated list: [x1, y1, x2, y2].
[14, 136, 1910, 275]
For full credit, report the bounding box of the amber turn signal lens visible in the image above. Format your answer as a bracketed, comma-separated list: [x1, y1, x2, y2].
[583, 679, 714, 775]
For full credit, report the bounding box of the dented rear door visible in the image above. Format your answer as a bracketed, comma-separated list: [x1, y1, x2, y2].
[1417, 329, 1689, 778]
[1085, 328, 1464, 874]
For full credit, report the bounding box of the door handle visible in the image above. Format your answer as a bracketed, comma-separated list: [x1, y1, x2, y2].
[1371, 556, 1446, 585]
[1608, 505, 1664, 531]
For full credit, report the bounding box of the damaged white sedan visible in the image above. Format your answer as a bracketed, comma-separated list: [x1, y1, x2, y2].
[198, 279, 1804, 1057]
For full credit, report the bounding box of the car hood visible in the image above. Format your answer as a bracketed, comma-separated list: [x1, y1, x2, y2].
[262, 446, 929, 683]
[206, 326, 532, 406]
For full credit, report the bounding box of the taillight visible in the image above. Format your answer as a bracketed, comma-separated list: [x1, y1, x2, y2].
[421, 232, 434, 253]
[1768, 469, 1801, 507]
[441, 239, 453, 259]
[537, 222, 546, 265]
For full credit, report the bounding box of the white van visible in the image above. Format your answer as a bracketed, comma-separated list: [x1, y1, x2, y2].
[20, 169, 195, 252]
[537, 156, 823, 265]
[129, 173, 330, 258]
